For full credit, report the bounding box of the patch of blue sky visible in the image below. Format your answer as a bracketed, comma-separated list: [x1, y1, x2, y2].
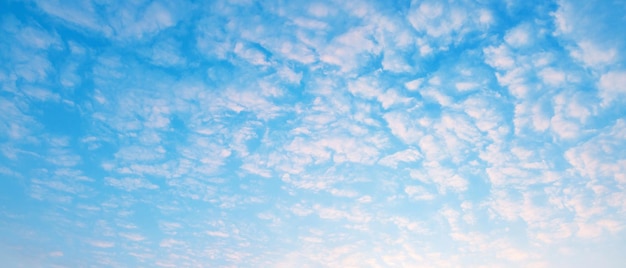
[2, 0, 626, 267]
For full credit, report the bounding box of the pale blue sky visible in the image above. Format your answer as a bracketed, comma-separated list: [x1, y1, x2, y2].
[1, 0, 626, 267]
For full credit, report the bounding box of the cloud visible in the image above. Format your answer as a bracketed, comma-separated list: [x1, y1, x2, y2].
[320, 26, 379, 72]
[89, 240, 115, 248]
[119, 232, 146, 242]
[552, 0, 625, 69]
[147, 38, 187, 67]
[565, 119, 626, 183]
[49, 251, 64, 257]
[313, 204, 370, 223]
[570, 41, 617, 67]
[222, 88, 282, 119]
[276, 41, 317, 64]
[382, 52, 412, 73]
[539, 68, 566, 86]
[206, 231, 229, 238]
[159, 238, 185, 248]
[411, 162, 469, 194]
[319, 136, 380, 164]
[0, 99, 40, 142]
[597, 70, 626, 106]
[114, 146, 166, 162]
[407, 0, 491, 48]
[234, 42, 270, 66]
[34, 0, 107, 34]
[404, 185, 436, 200]
[405, 78, 424, 91]
[34, 0, 184, 41]
[378, 148, 422, 168]
[241, 157, 273, 178]
[505, 23, 532, 48]
[105, 177, 159, 191]
[383, 111, 423, 144]
[3, 0, 626, 267]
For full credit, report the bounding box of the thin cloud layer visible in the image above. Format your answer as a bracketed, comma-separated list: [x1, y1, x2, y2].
[1, 0, 625, 267]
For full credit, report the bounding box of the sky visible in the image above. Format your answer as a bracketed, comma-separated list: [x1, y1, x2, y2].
[1, 0, 626, 267]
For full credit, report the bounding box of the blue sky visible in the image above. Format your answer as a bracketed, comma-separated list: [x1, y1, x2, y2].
[1, 0, 626, 267]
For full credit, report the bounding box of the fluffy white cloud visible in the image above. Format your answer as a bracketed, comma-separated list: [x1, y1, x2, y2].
[378, 148, 422, 168]
[598, 70, 626, 106]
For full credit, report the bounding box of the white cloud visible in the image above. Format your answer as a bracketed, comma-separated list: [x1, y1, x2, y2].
[478, 9, 494, 26]
[277, 66, 302, 84]
[34, 0, 181, 40]
[206, 231, 229, 238]
[576, 222, 603, 238]
[317, 136, 379, 164]
[539, 68, 566, 86]
[114, 1, 177, 39]
[49, 251, 64, 257]
[21, 86, 61, 102]
[159, 238, 185, 248]
[292, 17, 328, 30]
[405, 78, 424, 91]
[497, 246, 531, 262]
[320, 26, 379, 72]
[88, 240, 115, 248]
[277, 41, 317, 64]
[119, 232, 146, 241]
[570, 41, 617, 67]
[552, 0, 624, 69]
[408, 2, 452, 38]
[410, 162, 469, 193]
[328, 188, 359, 198]
[418, 135, 444, 161]
[34, 0, 108, 34]
[115, 145, 166, 162]
[105, 177, 159, 191]
[513, 101, 551, 134]
[313, 204, 370, 223]
[16, 24, 61, 50]
[357, 196, 372, 203]
[223, 88, 282, 119]
[234, 42, 269, 66]
[348, 76, 412, 109]
[420, 87, 451, 106]
[597, 70, 626, 106]
[462, 96, 506, 140]
[378, 148, 422, 168]
[505, 23, 532, 47]
[382, 52, 413, 73]
[241, 161, 272, 178]
[378, 89, 412, 109]
[284, 137, 331, 164]
[455, 82, 478, 92]
[404, 185, 436, 200]
[347, 76, 382, 99]
[550, 115, 579, 140]
[484, 44, 515, 70]
[565, 119, 626, 182]
[407, 0, 489, 49]
[383, 111, 423, 144]
[308, 3, 331, 17]
[290, 203, 313, 216]
[149, 39, 186, 67]
[12, 52, 52, 82]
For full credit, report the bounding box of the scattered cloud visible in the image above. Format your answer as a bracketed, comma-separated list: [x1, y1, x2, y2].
[1, 0, 625, 267]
